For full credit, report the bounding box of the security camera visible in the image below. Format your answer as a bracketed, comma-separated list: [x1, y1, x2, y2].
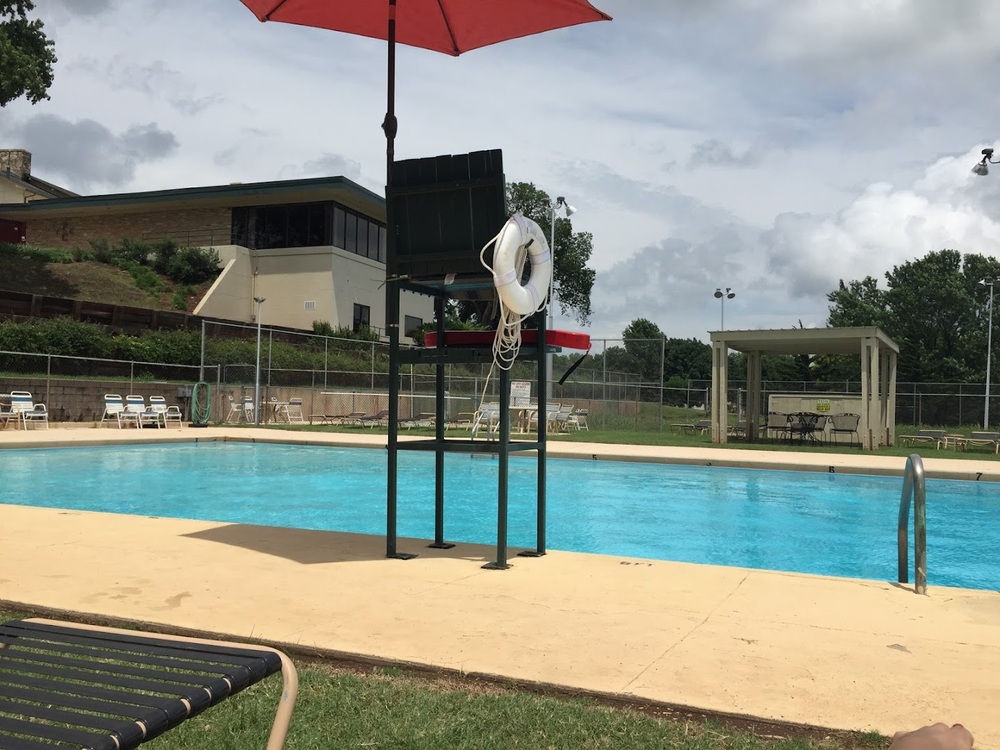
[983, 148, 994, 158]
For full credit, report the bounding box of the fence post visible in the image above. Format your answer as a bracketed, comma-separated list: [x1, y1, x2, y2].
[659, 336, 665, 431]
[45, 354, 52, 412]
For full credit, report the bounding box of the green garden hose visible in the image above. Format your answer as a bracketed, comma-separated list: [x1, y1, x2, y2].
[191, 381, 212, 427]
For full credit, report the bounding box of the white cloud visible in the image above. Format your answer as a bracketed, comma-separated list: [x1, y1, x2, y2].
[7, 1, 1000, 343]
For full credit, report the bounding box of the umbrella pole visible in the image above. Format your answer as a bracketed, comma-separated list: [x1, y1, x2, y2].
[382, 0, 397, 186]
[384, 0, 414, 560]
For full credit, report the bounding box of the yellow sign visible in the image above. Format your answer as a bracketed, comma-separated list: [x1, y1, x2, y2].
[815, 399, 831, 412]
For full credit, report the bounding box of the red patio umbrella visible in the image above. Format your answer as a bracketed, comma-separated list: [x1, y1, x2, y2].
[238, 0, 612, 181]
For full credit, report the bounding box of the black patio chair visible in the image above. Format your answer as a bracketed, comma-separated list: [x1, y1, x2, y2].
[787, 412, 822, 442]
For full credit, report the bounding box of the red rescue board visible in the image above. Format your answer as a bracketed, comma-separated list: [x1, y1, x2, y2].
[424, 329, 590, 350]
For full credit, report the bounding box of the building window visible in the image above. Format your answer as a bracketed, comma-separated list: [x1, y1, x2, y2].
[353, 303, 370, 333]
[231, 200, 385, 260]
[404, 315, 422, 337]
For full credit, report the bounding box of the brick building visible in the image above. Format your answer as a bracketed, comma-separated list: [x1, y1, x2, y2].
[0, 149, 432, 335]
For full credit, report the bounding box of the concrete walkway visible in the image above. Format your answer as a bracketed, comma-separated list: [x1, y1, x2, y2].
[1, 426, 998, 747]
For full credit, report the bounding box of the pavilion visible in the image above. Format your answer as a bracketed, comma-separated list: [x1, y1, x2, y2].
[709, 327, 899, 450]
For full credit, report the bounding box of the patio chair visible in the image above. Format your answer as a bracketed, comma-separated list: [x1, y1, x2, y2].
[448, 412, 476, 429]
[164, 404, 184, 428]
[285, 397, 306, 423]
[567, 408, 589, 431]
[0, 617, 297, 750]
[524, 403, 560, 434]
[828, 413, 860, 447]
[958, 431, 1000, 453]
[551, 404, 576, 432]
[787, 412, 821, 441]
[120, 395, 159, 429]
[728, 420, 748, 438]
[472, 402, 502, 438]
[100, 393, 126, 428]
[670, 419, 711, 434]
[765, 412, 790, 440]
[146, 396, 183, 428]
[898, 429, 945, 449]
[147, 395, 171, 428]
[226, 394, 247, 423]
[360, 409, 390, 427]
[0, 396, 13, 430]
[10, 390, 49, 429]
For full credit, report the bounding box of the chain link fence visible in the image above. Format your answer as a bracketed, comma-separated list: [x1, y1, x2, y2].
[0, 331, 997, 429]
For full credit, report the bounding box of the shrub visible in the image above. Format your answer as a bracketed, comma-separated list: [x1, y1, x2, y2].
[151, 239, 180, 276]
[88, 238, 114, 264]
[165, 246, 219, 284]
[117, 238, 152, 265]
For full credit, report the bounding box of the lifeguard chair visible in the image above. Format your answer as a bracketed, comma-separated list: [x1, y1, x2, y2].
[384, 149, 589, 569]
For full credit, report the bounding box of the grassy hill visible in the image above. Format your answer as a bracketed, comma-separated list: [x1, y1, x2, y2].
[0, 243, 215, 312]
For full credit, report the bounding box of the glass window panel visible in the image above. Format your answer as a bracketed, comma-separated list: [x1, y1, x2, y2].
[368, 222, 380, 260]
[353, 303, 370, 332]
[378, 226, 386, 263]
[333, 206, 346, 249]
[356, 216, 369, 258]
[344, 212, 357, 253]
[287, 205, 308, 247]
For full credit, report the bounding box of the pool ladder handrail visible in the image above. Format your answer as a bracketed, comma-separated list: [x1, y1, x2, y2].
[897, 453, 927, 594]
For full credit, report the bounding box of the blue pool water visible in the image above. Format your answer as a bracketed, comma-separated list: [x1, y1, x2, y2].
[1, 443, 996, 590]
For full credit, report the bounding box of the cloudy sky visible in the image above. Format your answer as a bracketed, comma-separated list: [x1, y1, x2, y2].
[6, 0, 1000, 343]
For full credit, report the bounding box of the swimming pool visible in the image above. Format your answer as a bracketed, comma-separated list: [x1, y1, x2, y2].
[1, 443, 996, 590]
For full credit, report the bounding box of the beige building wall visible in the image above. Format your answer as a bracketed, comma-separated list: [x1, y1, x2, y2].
[0, 179, 30, 204]
[197, 244, 433, 336]
[24, 208, 230, 250]
[192, 245, 254, 322]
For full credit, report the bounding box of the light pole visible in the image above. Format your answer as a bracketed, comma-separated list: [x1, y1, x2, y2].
[982, 281, 999, 429]
[713, 287, 735, 330]
[253, 296, 265, 426]
[546, 195, 576, 398]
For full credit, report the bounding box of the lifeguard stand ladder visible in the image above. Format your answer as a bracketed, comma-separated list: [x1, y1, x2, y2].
[384, 149, 550, 569]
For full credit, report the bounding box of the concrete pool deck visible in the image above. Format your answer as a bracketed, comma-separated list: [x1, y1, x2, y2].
[1, 426, 998, 746]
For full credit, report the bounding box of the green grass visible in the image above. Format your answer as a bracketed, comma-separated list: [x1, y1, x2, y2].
[0, 609, 883, 750]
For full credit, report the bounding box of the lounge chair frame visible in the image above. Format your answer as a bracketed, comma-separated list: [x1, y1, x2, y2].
[0, 617, 298, 750]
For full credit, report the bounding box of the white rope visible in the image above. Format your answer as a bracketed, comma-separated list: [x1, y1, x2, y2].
[474, 215, 550, 410]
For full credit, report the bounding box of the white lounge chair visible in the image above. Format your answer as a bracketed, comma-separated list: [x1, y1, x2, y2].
[164, 404, 184, 428]
[285, 397, 305, 423]
[568, 408, 589, 431]
[147, 396, 172, 428]
[10, 391, 49, 429]
[120, 395, 158, 429]
[100, 394, 125, 428]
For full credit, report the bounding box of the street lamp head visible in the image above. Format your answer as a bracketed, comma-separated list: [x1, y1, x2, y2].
[254, 296, 266, 304]
[554, 196, 576, 217]
[714, 288, 723, 299]
[973, 147, 996, 176]
[714, 287, 735, 299]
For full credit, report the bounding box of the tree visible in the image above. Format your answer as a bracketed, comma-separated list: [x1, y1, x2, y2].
[622, 318, 664, 383]
[506, 182, 595, 325]
[825, 249, 1000, 383]
[0, 1, 56, 107]
[662, 337, 711, 381]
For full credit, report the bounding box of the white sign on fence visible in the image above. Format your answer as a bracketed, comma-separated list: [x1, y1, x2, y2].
[511, 381, 532, 407]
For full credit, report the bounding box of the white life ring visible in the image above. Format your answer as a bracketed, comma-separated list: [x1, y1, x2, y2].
[491, 214, 552, 316]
